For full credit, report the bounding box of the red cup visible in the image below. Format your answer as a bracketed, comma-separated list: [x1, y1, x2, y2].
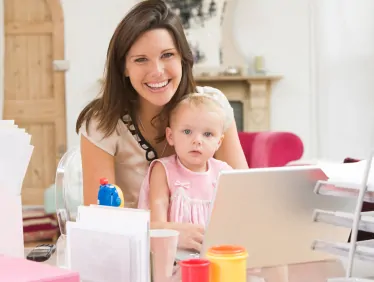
[179, 258, 210, 282]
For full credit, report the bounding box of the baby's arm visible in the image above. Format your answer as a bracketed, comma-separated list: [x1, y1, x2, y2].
[149, 162, 205, 251]
[149, 162, 170, 222]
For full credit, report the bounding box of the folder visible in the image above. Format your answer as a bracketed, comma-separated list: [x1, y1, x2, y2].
[66, 205, 150, 282]
[0, 255, 80, 282]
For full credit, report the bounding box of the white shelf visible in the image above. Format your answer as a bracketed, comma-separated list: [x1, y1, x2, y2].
[314, 180, 374, 203]
[311, 152, 374, 280]
[328, 278, 374, 282]
[312, 239, 374, 262]
[313, 209, 374, 233]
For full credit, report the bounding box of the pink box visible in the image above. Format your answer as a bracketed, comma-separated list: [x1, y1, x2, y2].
[0, 256, 80, 282]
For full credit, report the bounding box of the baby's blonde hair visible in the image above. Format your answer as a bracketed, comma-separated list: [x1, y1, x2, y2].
[169, 92, 226, 129]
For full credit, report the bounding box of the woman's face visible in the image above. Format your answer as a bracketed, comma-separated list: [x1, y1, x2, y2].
[125, 28, 183, 110]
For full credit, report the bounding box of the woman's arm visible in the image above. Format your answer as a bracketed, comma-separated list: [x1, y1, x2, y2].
[80, 135, 116, 205]
[215, 121, 249, 169]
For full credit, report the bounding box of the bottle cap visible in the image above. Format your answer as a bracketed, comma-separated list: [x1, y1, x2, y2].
[100, 178, 108, 185]
[208, 245, 246, 255]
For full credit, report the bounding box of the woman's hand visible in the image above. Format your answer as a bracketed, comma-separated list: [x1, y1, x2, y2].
[151, 221, 205, 252]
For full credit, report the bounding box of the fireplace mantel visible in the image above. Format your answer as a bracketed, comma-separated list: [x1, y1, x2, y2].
[195, 75, 282, 132]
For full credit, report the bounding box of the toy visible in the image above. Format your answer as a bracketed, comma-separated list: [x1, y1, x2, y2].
[97, 178, 124, 207]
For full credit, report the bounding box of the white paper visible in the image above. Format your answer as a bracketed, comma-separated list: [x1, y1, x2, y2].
[68, 205, 150, 282]
[66, 221, 132, 282]
[0, 121, 33, 258]
[304, 159, 374, 191]
[0, 123, 34, 196]
[0, 193, 24, 258]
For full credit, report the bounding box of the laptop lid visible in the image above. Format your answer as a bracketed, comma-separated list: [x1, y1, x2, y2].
[200, 166, 356, 269]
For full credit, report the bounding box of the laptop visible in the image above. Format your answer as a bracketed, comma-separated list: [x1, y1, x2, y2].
[176, 165, 356, 269]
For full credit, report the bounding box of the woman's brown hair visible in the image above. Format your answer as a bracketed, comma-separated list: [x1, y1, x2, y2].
[75, 0, 196, 141]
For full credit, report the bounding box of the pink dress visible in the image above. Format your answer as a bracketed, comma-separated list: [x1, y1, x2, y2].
[138, 154, 232, 226]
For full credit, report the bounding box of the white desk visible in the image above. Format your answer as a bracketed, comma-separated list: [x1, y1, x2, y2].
[24, 247, 347, 282]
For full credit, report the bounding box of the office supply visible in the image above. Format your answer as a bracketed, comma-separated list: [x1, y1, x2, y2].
[199, 166, 356, 268]
[328, 279, 374, 282]
[0, 120, 34, 258]
[312, 151, 374, 281]
[0, 255, 80, 282]
[66, 222, 133, 282]
[66, 205, 150, 282]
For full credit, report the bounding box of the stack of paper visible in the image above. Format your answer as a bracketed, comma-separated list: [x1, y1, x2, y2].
[318, 159, 374, 186]
[294, 159, 374, 200]
[0, 120, 34, 258]
[66, 205, 150, 282]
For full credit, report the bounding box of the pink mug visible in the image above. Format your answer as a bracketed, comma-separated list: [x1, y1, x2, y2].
[150, 229, 179, 282]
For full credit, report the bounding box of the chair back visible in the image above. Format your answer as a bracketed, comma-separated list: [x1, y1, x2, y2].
[238, 131, 304, 168]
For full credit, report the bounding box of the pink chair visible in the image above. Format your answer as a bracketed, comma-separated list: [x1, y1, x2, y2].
[238, 131, 304, 168]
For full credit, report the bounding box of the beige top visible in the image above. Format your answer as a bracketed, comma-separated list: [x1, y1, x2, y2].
[79, 86, 234, 208]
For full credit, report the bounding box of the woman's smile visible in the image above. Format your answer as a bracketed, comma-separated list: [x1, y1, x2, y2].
[144, 79, 171, 92]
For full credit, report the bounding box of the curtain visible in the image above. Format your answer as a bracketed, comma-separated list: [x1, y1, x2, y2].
[314, 0, 374, 160]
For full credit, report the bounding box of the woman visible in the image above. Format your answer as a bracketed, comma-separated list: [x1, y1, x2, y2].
[76, 0, 248, 252]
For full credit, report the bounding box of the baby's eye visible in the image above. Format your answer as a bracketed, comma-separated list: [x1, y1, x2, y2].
[204, 132, 212, 137]
[183, 129, 191, 135]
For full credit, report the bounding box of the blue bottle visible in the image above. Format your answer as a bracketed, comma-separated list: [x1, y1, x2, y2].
[97, 178, 124, 207]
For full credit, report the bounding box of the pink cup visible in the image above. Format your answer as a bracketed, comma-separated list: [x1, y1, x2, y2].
[150, 229, 179, 282]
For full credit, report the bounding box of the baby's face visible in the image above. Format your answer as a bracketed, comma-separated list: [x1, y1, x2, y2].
[166, 103, 224, 171]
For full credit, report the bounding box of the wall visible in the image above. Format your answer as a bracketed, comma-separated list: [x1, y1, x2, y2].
[314, 0, 374, 161]
[233, 0, 316, 159]
[234, 0, 374, 161]
[61, 0, 138, 148]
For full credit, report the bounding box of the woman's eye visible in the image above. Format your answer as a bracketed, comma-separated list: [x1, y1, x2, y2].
[162, 52, 174, 59]
[135, 58, 147, 63]
[183, 129, 191, 135]
[204, 132, 212, 137]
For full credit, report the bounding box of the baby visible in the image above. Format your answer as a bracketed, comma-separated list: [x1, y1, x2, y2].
[137, 93, 233, 226]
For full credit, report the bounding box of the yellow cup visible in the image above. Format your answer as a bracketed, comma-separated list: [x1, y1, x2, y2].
[206, 245, 248, 282]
